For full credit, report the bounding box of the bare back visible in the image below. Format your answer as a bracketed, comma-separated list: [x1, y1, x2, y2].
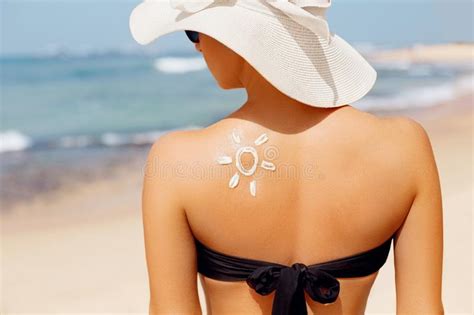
[143, 105, 444, 314]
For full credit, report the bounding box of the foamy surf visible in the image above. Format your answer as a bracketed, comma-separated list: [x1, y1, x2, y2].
[153, 56, 207, 74]
[0, 126, 202, 153]
[0, 130, 32, 153]
[355, 74, 473, 111]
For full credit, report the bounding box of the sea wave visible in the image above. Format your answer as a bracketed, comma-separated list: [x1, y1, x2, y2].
[0, 130, 33, 153]
[153, 56, 207, 74]
[355, 74, 473, 111]
[0, 126, 202, 153]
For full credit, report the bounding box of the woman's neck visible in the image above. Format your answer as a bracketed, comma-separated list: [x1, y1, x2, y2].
[228, 62, 349, 133]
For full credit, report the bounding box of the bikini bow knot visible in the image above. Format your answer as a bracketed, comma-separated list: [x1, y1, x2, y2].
[246, 262, 340, 315]
[170, 0, 332, 42]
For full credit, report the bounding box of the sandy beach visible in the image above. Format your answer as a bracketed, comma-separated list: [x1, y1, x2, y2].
[1, 41, 473, 313]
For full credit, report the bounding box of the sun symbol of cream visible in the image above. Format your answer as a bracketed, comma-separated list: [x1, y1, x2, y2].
[216, 130, 276, 197]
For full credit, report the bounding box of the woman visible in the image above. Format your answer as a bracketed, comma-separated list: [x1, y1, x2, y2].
[130, 1, 444, 314]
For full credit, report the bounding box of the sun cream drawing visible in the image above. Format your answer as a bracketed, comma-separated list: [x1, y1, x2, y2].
[216, 129, 276, 197]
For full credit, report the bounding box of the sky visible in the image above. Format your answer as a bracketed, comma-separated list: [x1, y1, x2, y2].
[1, 0, 473, 56]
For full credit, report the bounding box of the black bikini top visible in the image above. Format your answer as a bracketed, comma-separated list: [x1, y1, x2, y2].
[194, 234, 394, 315]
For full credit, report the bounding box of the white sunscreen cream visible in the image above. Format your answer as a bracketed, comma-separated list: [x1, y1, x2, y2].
[216, 130, 276, 197]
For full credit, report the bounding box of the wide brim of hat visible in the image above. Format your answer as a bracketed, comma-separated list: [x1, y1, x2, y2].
[130, 1, 377, 108]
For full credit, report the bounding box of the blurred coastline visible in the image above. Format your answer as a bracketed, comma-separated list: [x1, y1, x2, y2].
[1, 42, 473, 313]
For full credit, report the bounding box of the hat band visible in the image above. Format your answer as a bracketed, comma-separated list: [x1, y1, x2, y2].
[170, 0, 332, 43]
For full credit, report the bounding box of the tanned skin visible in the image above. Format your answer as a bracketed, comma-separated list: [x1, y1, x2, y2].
[142, 33, 444, 314]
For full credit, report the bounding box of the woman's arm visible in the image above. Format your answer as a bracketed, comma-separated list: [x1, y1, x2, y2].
[142, 132, 202, 314]
[393, 118, 444, 314]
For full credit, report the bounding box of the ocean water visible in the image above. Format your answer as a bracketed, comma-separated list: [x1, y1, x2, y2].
[1, 49, 472, 153]
[0, 45, 473, 207]
[0, 53, 239, 152]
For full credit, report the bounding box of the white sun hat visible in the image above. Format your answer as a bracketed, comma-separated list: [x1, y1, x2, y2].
[129, 0, 377, 108]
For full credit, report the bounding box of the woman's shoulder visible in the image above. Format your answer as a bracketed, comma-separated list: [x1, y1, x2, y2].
[336, 108, 434, 175]
[323, 106, 431, 152]
[145, 110, 432, 173]
[145, 119, 253, 155]
[145, 128, 204, 162]
[144, 126, 225, 174]
[378, 114, 436, 179]
[364, 112, 435, 187]
[377, 114, 432, 150]
[343, 105, 430, 144]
